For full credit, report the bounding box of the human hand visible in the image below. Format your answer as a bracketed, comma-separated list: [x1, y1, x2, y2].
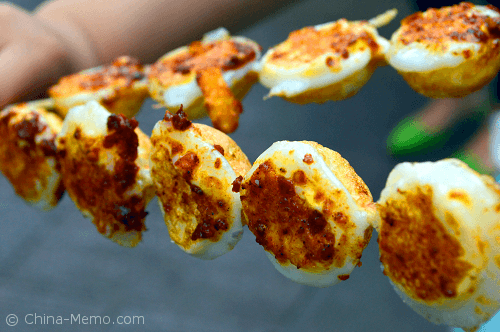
[0, 2, 97, 108]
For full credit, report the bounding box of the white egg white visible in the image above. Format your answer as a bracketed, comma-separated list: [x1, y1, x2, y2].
[154, 29, 261, 110]
[378, 159, 500, 331]
[258, 18, 390, 99]
[243, 141, 374, 287]
[151, 120, 244, 260]
[387, 5, 500, 73]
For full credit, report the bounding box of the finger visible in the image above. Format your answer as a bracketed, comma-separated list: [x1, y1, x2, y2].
[0, 3, 30, 49]
[0, 41, 70, 108]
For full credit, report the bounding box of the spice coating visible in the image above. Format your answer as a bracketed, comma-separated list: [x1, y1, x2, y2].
[241, 160, 340, 270]
[49, 56, 146, 96]
[163, 106, 192, 131]
[0, 105, 64, 209]
[379, 185, 473, 303]
[150, 40, 256, 86]
[58, 111, 153, 246]
[268, 20, 380, 67]
[397, 3, 500, 46]
[150, 118, 250, 258]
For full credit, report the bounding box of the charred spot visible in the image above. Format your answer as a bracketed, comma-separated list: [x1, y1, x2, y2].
[314, 191, 325, 202]
[307, 210, 328, 234]
[162, 202, 172, 213]
[112, 195, 148, 232]
[113, 162, 139, 195]
[0, 110, 15, 127]
[173, 63, 192, 74]
[334, 212, 348, 226]
[190, 184, 204, 195]
[73, 128, 81, 140]
[326, 57, 335, 67]
[213, 144, 225, 156]
[232, 175, 243, 193]
[13, 112, 47, 150]
[303, 154, 314, 164]
[102, 114, 140, 193]
[54, 180, 66, 202]
[165, 106, 192, 131]
[278, 177, 295, 197]
[338, 274, 350, 281]
[170, 140, 184, 156]
[292, 170, 307, 185]
[214, 158, 221, 169]
[174, 152, 199, 182]
[223, 42, 256, 70]
[364, 226, 373, 243]
[224, 54, 244, 69]
[57, 149, 67, 159]
[39, 137, 58, 157]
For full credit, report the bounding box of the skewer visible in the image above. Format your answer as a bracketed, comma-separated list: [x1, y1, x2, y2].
[368, 8, 398, 28]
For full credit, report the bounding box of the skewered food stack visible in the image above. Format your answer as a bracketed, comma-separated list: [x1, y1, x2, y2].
[2, 2, 500, 329]
[56, 101, 155, 247]
[150, 108, 251, 259]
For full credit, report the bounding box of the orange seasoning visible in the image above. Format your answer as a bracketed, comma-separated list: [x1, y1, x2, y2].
[378, 185, 473, 302]
[397, 3, 500, 46]
[150, 40, 256, 87]
[241, 160, 338, 270]
[268, 20, 380, 67]
[49, 56, 146, 97]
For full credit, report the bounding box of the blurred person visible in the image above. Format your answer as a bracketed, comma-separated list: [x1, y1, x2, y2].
[0, 0, 292, 109]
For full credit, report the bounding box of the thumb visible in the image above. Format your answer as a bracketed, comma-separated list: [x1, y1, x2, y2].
[0, 39, 71, 108]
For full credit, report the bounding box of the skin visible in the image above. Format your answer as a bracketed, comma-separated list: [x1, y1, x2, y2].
[0, 0, 292, 108]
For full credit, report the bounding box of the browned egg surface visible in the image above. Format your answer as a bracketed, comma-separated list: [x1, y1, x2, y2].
[149, 40, 257, 86]
[173, 152, 229, 241]
[49, 56, 146, 97]
[397, 3, 500, 47]
[240, 159, 366, 270]
[58, 114, 147, 235]
[268, 20, 380, 67]
[378, 185, 474, 303]
[195, 66, 243, 133]
[0, 109, 64, 201]
[153, 109, 232, 242]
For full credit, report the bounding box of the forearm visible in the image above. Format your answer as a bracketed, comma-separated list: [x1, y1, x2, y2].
[35, 0, 293, 68]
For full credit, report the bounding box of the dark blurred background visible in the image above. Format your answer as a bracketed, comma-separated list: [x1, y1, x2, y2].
[0, 0, 468, 331]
